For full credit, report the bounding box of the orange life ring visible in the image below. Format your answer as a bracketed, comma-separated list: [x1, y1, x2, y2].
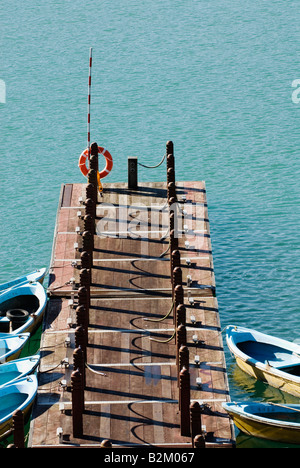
[78, 146, 113, 179]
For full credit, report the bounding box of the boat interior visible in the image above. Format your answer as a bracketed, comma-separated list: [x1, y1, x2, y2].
[0, 295, 40, 332]
[237, 340, 300, 376]
[246, 404, 300, 423]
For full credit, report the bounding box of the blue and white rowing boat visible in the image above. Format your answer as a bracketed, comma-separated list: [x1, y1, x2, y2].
[226, 325, 300, 397]
[0, 282, 47, 335]
[0, 333, 30, 363]
[0, 355, 40, 387]
[223, 401, 300, 444]
[0, 268, 47, 294]
[0, 375, 38, 440]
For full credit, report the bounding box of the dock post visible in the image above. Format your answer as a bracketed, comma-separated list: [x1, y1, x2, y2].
[177, 325, 187, 361]
[75, 325, 87, 359]
[169, 211, 175, 233]
[171, 250, 180, 285]
[174, 284, 184, 306]
[71, 369, 84, 438]
[166, 140, 173, 156]
[170, 230, 179, 292]
[84, 214, 94, 234]
[179, 367, 191, 437]
[84, 200, 96, 232]
[179, 345, 189, 371]
[173, 266, 182, 289]
[178, 344, 189, 392]
[190, 401, 203, 448]
[73, 346, 85, 388]
[87, 169, 98, 205]
[176, 306, 187, 382]
[194, 434, 206, 448]
[12, 410, 24, 448]
[85, 197, 95, 216]
[171, 250, 180, 280]
[167, 183, 176, 202]
[173, 266, 182, 325]
[81, 251, 92, 271]
[170, 229, 178, 252]
[78, 286, 90, 317]
[89, 143, 99, 203]
[174, 284, 184, 325]
[76, 305, 89, 341]
[128, 157, 138, 189]
[90, 142, 99, 170]
[79, 268, 91, 313]
[86, 183, 97, 215]
[166, 141, 174, 176]
[167, 167, 175, 185]
[177, 325, 187, 389]
[168, 197, 177, 232]
[176, 304, 186, 328]
[101, 439, 113, 448]
[168, 195, 176, 207]
[82, 230, 94, 253]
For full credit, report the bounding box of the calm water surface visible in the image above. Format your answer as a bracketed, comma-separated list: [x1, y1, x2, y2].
[1, 0, 300, 448]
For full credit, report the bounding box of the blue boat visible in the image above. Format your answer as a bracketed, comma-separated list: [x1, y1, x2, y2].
[0, 333, 30, 363]
[0, 375, 38, 440]
[0, 282, 47, 335]
[0, 355, 40, 387]
[226, 325, 300, 397]
[223, 401, 300, 444]
[0, 268, 47, 294]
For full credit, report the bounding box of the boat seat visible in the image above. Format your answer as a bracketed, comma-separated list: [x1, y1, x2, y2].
[266, 358, 300, 370]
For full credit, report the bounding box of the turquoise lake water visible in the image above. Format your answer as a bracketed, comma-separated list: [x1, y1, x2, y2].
[1, 0, 300, 448]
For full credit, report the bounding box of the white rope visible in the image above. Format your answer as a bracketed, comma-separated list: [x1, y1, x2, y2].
[85, 362, 107, 376]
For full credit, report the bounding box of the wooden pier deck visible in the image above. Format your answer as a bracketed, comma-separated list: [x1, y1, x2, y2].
[29, 147, 235, 449]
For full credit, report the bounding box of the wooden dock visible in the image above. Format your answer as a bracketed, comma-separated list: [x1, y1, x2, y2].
[28, 143, 235, 449]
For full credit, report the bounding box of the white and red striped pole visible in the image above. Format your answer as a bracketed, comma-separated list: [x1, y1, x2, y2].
[87, 47, 92, 161]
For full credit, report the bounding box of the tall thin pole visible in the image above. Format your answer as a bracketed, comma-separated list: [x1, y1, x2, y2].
[87, 47, 92, 161]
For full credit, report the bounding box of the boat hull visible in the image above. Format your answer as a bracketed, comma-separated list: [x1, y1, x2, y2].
[235, 355, 300, 398]
[223, 402, 300, 444]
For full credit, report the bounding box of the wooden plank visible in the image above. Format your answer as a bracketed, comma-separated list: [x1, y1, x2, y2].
[61, 184, 73, 207]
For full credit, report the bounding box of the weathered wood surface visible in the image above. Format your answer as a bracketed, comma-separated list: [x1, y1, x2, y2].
[29, 181, 234, 448]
